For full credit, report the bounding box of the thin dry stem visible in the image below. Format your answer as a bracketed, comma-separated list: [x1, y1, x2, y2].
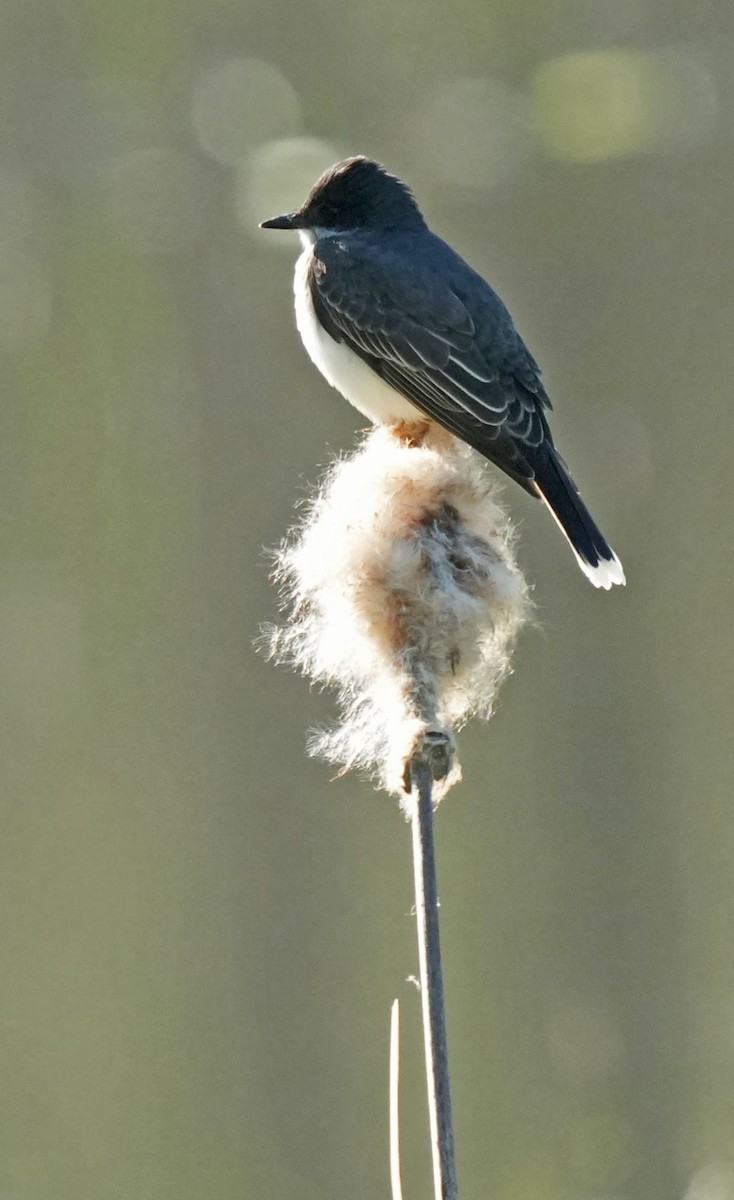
[389, 999, 403, 1200]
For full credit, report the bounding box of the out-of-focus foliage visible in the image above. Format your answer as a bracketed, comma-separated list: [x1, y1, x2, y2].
[1, 0, 733, 1198]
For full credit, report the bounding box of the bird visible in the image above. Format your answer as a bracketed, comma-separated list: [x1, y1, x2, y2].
[260, 156, 624, 588]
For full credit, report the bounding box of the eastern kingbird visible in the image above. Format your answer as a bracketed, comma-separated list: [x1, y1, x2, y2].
[261, 156, 624, 588]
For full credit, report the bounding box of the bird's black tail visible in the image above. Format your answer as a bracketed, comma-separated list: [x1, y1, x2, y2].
[532, 446, 625, 589]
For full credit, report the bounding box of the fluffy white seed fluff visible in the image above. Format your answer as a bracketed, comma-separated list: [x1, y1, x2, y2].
[266, 425, 531, 806]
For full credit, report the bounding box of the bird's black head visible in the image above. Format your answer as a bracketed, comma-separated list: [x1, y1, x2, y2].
[260, 156, 426, 235]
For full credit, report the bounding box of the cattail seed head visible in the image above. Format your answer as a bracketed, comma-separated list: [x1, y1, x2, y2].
[266, 425, 530, 808]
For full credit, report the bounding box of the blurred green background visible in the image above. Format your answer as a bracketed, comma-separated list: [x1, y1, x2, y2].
[1, 0, 733, 1197]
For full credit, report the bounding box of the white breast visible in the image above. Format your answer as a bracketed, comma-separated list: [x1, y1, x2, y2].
[292, 244, 420, 426]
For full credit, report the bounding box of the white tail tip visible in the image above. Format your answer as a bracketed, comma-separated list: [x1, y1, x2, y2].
[577, 551, 626, 589]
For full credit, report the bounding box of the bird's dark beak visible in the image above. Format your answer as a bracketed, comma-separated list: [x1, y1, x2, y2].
[259, 211, 302, 231]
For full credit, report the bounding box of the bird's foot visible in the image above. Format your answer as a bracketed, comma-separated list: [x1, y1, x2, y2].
[391, 419, 432, 447]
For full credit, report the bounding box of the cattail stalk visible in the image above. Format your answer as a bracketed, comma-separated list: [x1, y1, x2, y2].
[266, 423, 530, 1193]
[410, 745, 458, 1200]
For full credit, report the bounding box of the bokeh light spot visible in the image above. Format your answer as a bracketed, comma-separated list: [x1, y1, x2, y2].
[239, 136, 340, 244]
[192, 58, 302, 167]
[684, 1162, 734, 1200]
[532, 49, 666, 162]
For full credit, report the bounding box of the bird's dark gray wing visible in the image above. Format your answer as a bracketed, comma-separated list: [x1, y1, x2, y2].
[309, 231, 552, 490]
